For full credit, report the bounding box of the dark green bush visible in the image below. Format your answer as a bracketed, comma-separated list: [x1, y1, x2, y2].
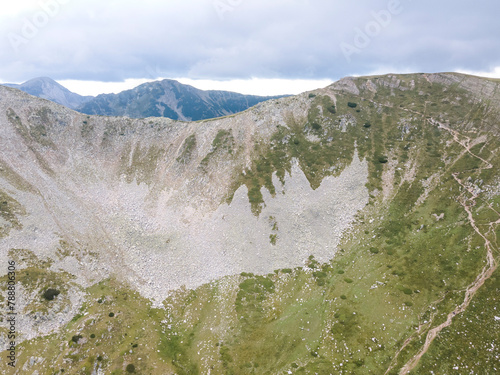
[354, 359, 365, 367]
[311, 122, 322, 131]
[327, 105, 336, 114]
[347, 102, 357, 108]
[363, 122, 371, 128]
[108, 312, 115, 317]
[42, 288, 60, 301]
[126, 364, 136, 373]
[378, 156, 388, 163]
[71, 335, 82, 343]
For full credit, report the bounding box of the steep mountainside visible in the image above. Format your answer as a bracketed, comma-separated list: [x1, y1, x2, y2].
[2, 77, 92, 110]
[0, 73, 499, 374]
[76, 79, 286, 120]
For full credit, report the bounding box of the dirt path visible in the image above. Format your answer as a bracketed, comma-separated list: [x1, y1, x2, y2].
[396, 120, 499, 374]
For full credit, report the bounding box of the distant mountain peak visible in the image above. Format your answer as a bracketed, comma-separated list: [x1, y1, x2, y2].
[2, 77, 92, 109]
[76, 79, 286, 121]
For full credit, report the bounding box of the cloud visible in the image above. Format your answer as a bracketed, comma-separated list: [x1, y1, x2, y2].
[1, 0, 500, 84]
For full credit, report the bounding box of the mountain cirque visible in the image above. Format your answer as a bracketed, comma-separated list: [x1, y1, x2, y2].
[0, 73, 499, 374]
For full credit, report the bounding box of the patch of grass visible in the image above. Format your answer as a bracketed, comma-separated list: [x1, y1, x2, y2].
[176, 134, 197, 163]
[201, 129, 234, 166]
[269, 233, 277, 245]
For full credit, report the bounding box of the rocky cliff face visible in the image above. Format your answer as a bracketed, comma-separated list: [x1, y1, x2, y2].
[0, 73, 499, 374]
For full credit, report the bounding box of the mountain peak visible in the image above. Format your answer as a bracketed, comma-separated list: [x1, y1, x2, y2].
[77, 79, 285, 121]
[2, 77, 92, 109]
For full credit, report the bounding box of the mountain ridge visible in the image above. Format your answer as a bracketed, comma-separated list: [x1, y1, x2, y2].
[76, 78, 287, 121]
[2, 77, 287, 121]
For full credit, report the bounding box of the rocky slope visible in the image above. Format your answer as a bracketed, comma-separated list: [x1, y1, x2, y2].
[0, 73, 499, 374]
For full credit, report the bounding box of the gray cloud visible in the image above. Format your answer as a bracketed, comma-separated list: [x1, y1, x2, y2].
[1, 0, 500, 83]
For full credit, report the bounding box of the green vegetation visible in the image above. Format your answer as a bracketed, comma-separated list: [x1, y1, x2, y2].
[71, 335, 82, 344]
[176, 134, 197, 163]
[201, 129, 235, 166]
[42, 288, 60, 301]
[230, 94, 366, 214]
[120, 143, 166, 185]
[126, 364, 136, 373]
[0, 190, 25, 238]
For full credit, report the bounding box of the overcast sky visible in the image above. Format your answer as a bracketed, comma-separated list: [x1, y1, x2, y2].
[1, 0, 500, 95]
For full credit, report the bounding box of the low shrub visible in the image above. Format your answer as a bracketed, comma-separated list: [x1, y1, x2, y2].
[71, 335, 82, 343]
[378, 156, 388, 163]
[42, 288, 60, 301]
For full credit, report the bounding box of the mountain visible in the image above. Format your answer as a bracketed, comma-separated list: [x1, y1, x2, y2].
[0, 73, 499, 374]
[3, 77, 286, 121]
[76, 79, 286, 120]
[2, 77, 93, 109]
